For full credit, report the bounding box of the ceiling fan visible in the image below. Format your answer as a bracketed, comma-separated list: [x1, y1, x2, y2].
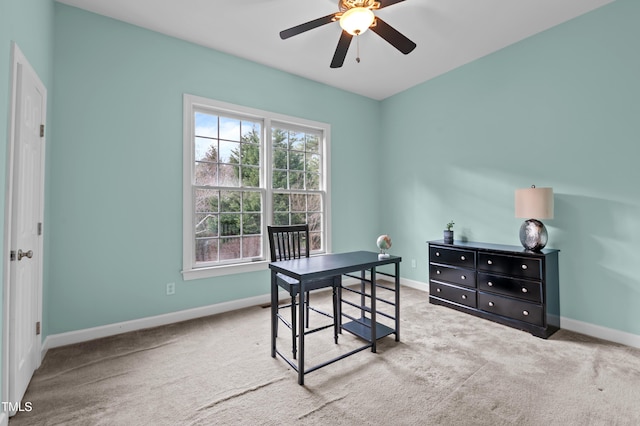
[280, 0, 417, 68]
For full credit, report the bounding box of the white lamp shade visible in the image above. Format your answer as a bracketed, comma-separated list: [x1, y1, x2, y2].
[515, 187, 554, 219]
[339, 7, 375, 35]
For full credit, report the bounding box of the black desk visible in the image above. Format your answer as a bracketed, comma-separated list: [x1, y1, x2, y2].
[269, 250, 402, 385]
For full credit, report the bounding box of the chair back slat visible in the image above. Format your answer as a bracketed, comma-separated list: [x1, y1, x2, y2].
[268, 224, 310, 262]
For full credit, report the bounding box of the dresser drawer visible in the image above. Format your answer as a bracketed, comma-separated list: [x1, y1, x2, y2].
[430, 246, 475, 269]
[477, 253, 541, 280]
[477, 273, 542, 303]
[430, 281, 476, 308]
[430, 264, 476, 288]
[477, 292, 543, 326]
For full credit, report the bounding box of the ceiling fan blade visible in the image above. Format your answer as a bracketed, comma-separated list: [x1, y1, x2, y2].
[280, 14, 338, 40]
[370, 17, 416, 54]
[377, 0, 406, 9]
[330, 31, 353, 68]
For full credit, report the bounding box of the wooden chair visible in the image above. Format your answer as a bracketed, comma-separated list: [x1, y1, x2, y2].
[268, 224, 340, 359]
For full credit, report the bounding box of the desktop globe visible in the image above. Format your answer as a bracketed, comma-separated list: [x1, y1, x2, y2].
[376, 234, 392, 259]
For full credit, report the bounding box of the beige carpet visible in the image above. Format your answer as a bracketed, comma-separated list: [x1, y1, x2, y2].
[10, 285, 640, 425]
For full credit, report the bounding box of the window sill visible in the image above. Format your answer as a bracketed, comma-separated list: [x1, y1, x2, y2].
[182, 260, 269, 281]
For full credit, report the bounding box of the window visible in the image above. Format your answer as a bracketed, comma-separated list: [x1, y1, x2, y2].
[182, 95, 331, 279]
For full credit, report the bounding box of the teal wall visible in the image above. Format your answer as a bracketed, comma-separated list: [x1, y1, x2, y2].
[380, 0, 640, 335]
[49, 4, 381, 334]
[1, 0, 54, 407]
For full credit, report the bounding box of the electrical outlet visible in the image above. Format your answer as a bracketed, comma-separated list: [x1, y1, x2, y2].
[166, 282, 175, 295]
[411, 259, 417, 268]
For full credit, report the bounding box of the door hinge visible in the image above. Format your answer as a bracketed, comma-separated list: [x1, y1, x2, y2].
[10, 250, 16, 261]
[38, 222, 42, 236]
[36, 322, 41, 335]
[40, 124, 45, 138]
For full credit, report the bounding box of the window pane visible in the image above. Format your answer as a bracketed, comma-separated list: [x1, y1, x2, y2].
[291, 213, 306, 225]
[241, 143, 260, 166]
[195, 162, 218, 186]
[273, 193, 289, 212]
[291, 194, 306, 212]
[220, 191, 241, 212]
[289, 151, 304, 171]
[241, 166, 260, 187]
[306, 134, 320, 153]
[290, 131, 305, 151]
[272, 148, 287, 169]
[306, 153, 320, 173]
[273, 213, 289, 225]
[289, 171, 304, 189]
[195, 137, 217, 162]
[195, 189, 219, 213]
[242, 236, 261, 258]
[243, 191, 261, 212]
[219, 164, 240, 186]
[220, 237, 240, 260]
[308, 213, 322, 232]
[242, 213, 261, 234]
[272, 129, 287, 148]
[195, 112, 217, 138]
[310, 232, 322, 251]
[241, 121, 261, 143]
[196, 238, 218, 262]
[307, 195, 321, 212]
[220, 214, 240, 236]
[306, 172, 320, 190]
[219, 117, 241, 142]
[272, 170, 287, 189]
[220, 141, 240, 163]
[195, 214, 218, 237]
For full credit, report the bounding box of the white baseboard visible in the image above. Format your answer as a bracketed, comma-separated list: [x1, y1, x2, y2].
[560, 317, 640, 349]
[399, 277, 429, 292]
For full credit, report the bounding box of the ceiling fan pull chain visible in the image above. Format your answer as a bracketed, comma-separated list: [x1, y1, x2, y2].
[356, 34, 361, 63]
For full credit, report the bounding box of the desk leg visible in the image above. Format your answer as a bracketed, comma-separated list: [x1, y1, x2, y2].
[271, 271, 277, 358]
[333, 277, 339, 344]
[371, 267, 377, 353]
[298, 279, 305, 385]
[395, 262, 400, 342]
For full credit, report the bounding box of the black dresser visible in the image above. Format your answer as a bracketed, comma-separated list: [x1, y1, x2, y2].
[428, 240, 560, 338]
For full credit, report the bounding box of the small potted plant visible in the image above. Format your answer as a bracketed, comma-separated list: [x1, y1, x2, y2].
[444, 221, 454, 244]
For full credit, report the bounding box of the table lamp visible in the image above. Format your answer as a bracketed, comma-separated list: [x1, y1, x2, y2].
[515, 185, 554, 251]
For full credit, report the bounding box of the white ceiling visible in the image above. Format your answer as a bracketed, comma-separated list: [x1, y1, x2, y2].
[55, 0, 614, 100]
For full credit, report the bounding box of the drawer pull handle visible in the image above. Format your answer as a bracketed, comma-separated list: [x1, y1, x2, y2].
[521, 288, 528, 293]
[461, 255, 466, 261]
[523, 310, 529, 316]
[487, 281, 493, 287]
[487, 260, 493, 265]
[435, 252, 440, 257]
[461, 295, 467, 300]
[436, 288, 441, 292]
[436, 270, 441, 275]
[488, 301, 494, 307]
[521, 264, 528, 270]
[461, 275, 466, 280]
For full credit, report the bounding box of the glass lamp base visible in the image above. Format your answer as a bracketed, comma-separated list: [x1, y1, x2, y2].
[519, 219, 548, 251]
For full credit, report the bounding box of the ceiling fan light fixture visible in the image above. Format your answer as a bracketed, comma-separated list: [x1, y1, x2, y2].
[339, 7, 375, 35]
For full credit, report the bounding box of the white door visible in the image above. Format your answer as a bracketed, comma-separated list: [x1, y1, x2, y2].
[6, 43, 46, 415]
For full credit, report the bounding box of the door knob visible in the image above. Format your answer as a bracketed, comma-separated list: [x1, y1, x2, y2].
[18, 249, 33, 261]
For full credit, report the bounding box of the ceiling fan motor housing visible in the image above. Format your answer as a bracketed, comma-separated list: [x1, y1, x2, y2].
[339, 0, 380, 12]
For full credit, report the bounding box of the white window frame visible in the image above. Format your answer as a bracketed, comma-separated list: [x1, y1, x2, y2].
[182, 94, 331, 280]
